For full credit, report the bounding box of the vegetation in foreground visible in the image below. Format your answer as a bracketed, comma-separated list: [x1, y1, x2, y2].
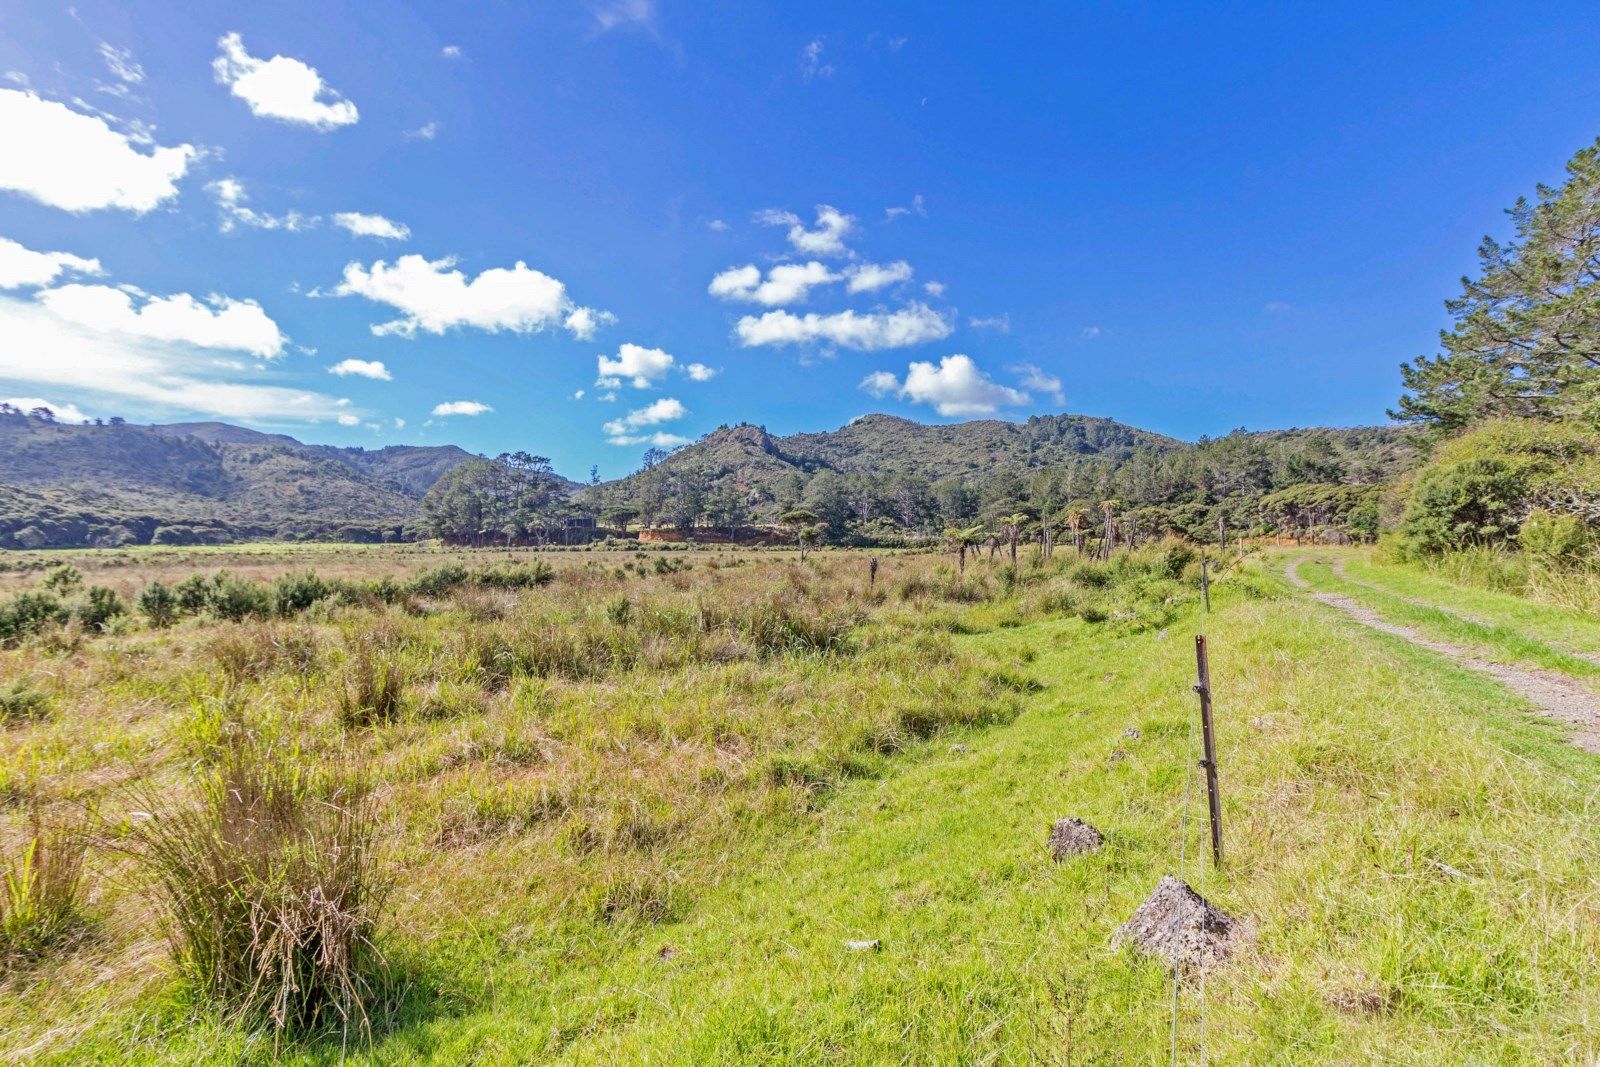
[0, 540, 1598, 1061]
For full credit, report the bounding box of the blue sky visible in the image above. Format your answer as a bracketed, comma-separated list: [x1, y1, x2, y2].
[2, 2, 1599, 478]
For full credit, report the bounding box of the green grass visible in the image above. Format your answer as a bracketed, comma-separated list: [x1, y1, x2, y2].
[7, 550, 1600, 1062]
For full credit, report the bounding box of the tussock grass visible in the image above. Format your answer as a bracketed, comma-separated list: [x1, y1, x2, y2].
[0, 812, 87, 968]
[118, 736, 390, 1040]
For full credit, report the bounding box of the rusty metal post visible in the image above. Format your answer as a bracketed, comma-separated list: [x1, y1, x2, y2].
[1193, 635, 1223, 868]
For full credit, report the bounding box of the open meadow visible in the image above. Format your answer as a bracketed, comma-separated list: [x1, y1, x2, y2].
[2, 541, 1599, 1063]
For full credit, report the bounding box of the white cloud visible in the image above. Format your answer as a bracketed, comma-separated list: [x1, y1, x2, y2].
[885, 194, 926, 221]
[332, 211, 410, 240]
[736, 301, 952, 351]
[335, 254, 604, 339]
[597, 342, 675, 388]
[38, 283, 285, 358]
[707, 218, 729, 232]
[685, 362, 716, 381]
[405, 121, 440, 140]
[969, 313, 1010, 332]
[1080, 325, 1102, 340]
[3, 396, 91, 423]
[709, 261, 839, 306]
[923, 281, 946, 297]
[337, 413, 361, 426]
[877, 354, 1030, 417]
[587, 0, 655, 30]
[98, 43, 144, 85]
[394, 417, 406, 429]
[859, 370, 900, 398]
[603, 396, 686, 435]
[564, 305, 617, 341]
[441, 45, 463, 59]
[607, 431, 689, 447]
[207, 178, 317, 233]
[1014, 363, 1064, 405]
[572, 389, 586, 400]
[329, 358, 391, 380]
[800, 37, 834, 80]
[213, 32, 359, 130]
[0, 293, 354, 423]
[847, 260, 913, 293]
[0, 237, 103, 289]
[757, 204, 854, 257]
[0, 89, 195, 213]
[431, 400, 491, 416]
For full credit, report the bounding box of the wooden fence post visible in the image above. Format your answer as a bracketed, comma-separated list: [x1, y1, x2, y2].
[1193, 635, 1223, 869]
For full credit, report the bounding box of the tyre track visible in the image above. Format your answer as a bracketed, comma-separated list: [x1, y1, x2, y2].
[1287, 558, 1600, 753]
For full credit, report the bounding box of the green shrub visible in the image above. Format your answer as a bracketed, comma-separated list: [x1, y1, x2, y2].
[74, 586, 125, 631]
[1519, 509, 1594, 565]
[208, 576, 270, 622]
[269, 572, 332, 617]
[138, 581, 179, 628]
[0, 592, 68, 644]
[1401, 456, 1526, 553]
[173, 574, 212, 615]
[39, 565, 82, 595]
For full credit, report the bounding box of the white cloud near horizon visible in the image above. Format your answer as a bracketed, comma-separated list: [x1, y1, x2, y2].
[431, 400, 491, 416]
[329, 358, 391, 380]
[0, 292, 355, 424]
[1014, 363, 1065, 405]
[335, 254, 606, 339]
[213, 32, 359, 130]
[332, 211, 410, 240]
[861, 354, 1031, 417]
[603, 396, 685, 436]
[736, 301, 951, 350]
[38, 283, 285, 358]
[0, 237, 103, 289]
[0, 89, 195, 213]
[3, 396, 92, 423]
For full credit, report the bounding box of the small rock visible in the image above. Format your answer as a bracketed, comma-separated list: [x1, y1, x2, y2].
[1102, 673, 1115, 682]
[1113, 876, 1240, 973]
[844, 938, 881, 952]
[1156, 629, 1169, 640]
[1122, 727, 1141, 740]
[1108, 750, 1126, 763]
[948, 743, 970, 756]
[1048, 817, 1105, 860]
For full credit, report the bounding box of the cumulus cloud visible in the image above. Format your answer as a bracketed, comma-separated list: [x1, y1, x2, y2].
[564, 305, 617, 341]
[864, 354, 1030, 417]
[597, 342, 675, 388]
[405, 121, 440, 140]
[735, 301, 951, 351]
[329, 358, 391, 380]
[0, 237, 103, 289]
[3, 396, 92, 423]
[923, 280, 946, 297]
[708, 261, 839, 306]
[0, 89, 195, 213]
[432, 400, 491, 416]
[38, 283, 285, 358]
[846, 260, 913, 293]
[757, 204, 854, 257]
[603, 396, 686, 435]
[0, 292, 354, 423]
[1014, 363, 1064, 405]
[332, 211, 410, 240]
[207, 178, 317, 233]
[213, 32, 359, 130]
[685, 362, 716, 381]
[607, 431, 689, 447]
[335, 254, 605, 339]
[440, 45, 463, 59]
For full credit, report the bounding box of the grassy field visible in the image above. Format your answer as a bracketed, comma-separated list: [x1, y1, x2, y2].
[2, 544, 1599, 1062]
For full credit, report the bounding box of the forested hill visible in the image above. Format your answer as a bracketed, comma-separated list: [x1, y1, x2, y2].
[583, 413, 1416, 533]
[0, 412, 477, 547]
